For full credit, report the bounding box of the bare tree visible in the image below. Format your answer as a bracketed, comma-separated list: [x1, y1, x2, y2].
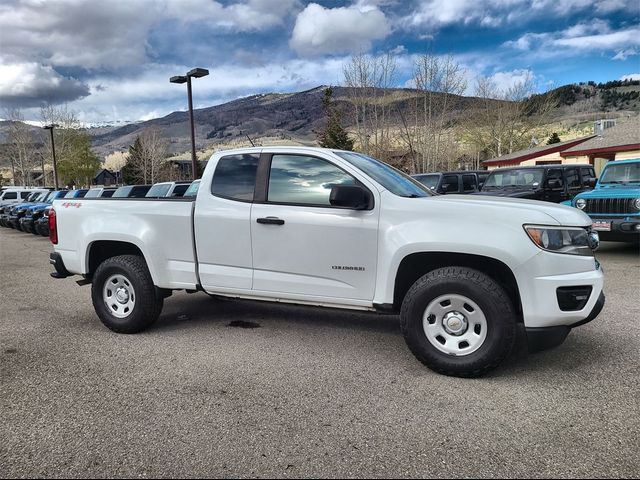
[411, 54, 467, 173]
[40, 104, 82, 186]
[461, 73, 556, 159]
[4, 108, 40, 186]
[343, 52, 397, 159]
[126, 127, 169, 184]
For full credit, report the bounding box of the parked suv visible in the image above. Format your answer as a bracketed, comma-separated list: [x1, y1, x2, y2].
[413, 171, 489, 194]
[477, 164, 596, 203]
[112, 185, 152, 198]
[145, 181, 192, 198]
[568, 159, 640, 242]
[0, 191, 50, 228]
[13, 190, 67, 231]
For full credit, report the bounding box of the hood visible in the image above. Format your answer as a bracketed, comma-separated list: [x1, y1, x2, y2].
[424, 194, 592, 226]
[577, 184, 640, 199]
[474, 189, 538, 199]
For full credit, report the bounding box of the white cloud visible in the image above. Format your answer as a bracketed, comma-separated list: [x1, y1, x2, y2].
[612, 49, 638, 60]
[0, 0, 297, 69]
[504, 22, 640, 59]
[621, 73, 640, 81]
[487, 69, 536, 93]
[165, 0, 298, 30]
[0, 61, 89, 108]
[402, 0, 633, 31]
[290, 3, 390, 57]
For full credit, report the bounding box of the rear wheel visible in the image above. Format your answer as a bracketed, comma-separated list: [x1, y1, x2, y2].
[91, 255, 163, 333]
[401, 267, 516, 378]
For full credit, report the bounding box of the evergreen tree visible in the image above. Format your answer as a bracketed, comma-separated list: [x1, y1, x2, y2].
[547, 132, 561, 145]
[122, 137, 144, 184]
[317, 87, 354, 151]
[56, 129, 101, 187]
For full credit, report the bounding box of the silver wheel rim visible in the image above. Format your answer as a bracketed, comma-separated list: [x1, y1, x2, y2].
[103, 274, 136, 319]
[423, 294, 488, 356]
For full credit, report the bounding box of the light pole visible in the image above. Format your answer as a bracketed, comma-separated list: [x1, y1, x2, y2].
[43, 124, 59, 189]
[170, 68, 209, 180]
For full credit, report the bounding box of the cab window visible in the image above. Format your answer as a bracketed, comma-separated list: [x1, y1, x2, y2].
[441, 175, 459, 193]
[267, 155, 356, 206]
[565, 168, 580, 189]
[211, 154, 260, 201]
[462, 174, 477, 192]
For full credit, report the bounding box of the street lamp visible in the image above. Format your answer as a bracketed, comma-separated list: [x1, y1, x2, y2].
[170, 67, 209, 180]
[43, 124, 59, 189]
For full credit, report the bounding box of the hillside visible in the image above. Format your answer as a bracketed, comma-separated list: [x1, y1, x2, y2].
[1, 80, 639, 166]
[87, 86, 498, 158]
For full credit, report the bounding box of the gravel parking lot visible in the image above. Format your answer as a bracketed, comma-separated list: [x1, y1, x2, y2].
[1, 228, 639, 478]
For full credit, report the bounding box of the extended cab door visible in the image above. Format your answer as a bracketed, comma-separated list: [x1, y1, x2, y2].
[194, 153, 260, 291]
[250, 153, 379, 301]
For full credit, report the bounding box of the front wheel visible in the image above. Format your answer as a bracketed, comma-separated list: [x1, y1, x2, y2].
[91, 255, 163, 333]
[401, 267, 517, 378]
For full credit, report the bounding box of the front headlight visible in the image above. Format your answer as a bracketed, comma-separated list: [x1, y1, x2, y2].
[634, 198, 640, 210]
[575, 198, 587, 210]
[524, 225, 594, 256]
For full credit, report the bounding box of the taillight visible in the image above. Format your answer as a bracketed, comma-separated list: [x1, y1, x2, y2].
[49, 208, 58, 244]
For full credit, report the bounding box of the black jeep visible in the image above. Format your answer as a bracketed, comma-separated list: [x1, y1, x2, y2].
[476, 164, 596, 203]
[413, 170, 490, 194]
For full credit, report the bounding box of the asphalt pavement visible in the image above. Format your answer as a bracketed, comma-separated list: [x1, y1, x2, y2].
[1, 228, 639, 478]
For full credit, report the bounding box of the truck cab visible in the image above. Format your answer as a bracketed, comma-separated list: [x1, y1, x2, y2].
[568, 159, 640, 242]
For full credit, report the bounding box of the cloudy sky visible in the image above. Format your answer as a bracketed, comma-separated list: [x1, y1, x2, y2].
[0, 0, 638, 124]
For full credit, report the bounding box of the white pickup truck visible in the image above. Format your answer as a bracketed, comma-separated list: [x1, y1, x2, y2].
[49, 147, 605, 377]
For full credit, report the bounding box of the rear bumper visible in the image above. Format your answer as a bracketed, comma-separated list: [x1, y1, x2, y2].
[50, 252, 73, 279]
[526, 291, 605, 352]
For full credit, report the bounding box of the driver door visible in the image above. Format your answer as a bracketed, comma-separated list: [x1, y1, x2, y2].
[250, 153, 379, 301]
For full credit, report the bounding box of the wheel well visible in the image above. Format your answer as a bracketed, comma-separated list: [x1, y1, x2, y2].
[87, 241, 144, 277]
[393, 252, 522, 320]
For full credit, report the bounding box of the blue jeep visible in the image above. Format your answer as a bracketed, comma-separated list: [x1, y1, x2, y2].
[12, 190, 67, 231]
[568, 159, 640, 242]
[21, 189, 86, 234]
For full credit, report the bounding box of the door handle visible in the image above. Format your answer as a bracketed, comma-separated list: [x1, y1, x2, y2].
[257, 216, 285, 225]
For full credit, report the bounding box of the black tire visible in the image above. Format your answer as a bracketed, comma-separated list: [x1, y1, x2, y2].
[400, 267, 516, 378]
[91, 255, 163, 334]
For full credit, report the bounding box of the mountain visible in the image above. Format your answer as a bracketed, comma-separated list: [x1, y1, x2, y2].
[88, 85, 487, 157]
[2, 80, 639, 164]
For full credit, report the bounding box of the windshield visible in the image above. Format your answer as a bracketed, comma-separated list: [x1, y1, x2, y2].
[184, 180, 201, 197]
[483, 169, 544, 188]
[334, 151, 431, 198]
[113, 187, 132, 198]
[85, 188, 102, 198]
[413, 174, 440, 189]
[600, 162, 640, 184]
[146, 183, 172, 198]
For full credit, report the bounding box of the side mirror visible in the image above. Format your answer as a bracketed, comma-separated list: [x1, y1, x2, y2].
[329, 185, 371, 210]
[440, 184, 450, 193]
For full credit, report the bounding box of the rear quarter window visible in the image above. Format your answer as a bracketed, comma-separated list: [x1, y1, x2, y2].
[211, 154, 260, 201]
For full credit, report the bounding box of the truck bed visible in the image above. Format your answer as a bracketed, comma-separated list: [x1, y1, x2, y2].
[53, 198, 197, 289]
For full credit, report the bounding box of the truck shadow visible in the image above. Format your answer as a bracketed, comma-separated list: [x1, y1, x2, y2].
[154, 292, 402, 336]
[153, 292, 614, 379]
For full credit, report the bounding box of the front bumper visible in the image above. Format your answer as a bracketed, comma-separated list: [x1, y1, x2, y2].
[590, 217, 640, 241]
[20, 217, 34, 232]
[526, 291, 605, 352]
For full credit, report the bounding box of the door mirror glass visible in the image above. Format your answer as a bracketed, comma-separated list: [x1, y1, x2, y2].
[329, 185, 370, 210]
